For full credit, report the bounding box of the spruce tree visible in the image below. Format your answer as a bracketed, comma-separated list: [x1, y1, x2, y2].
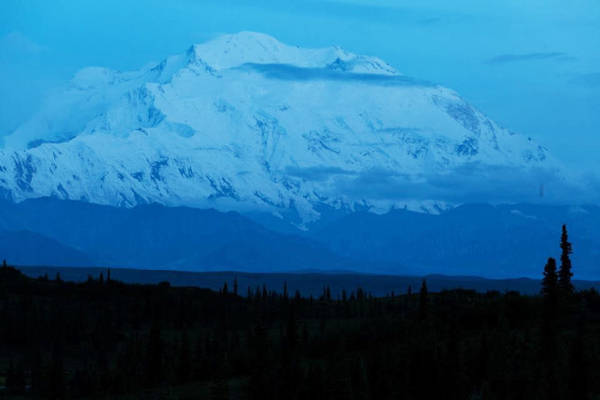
[542, 258, 559, 335]
[541, 260, 560, 400]
[542, 257, 558, 309]
[558, 225, 574, 295]
[419, 279, 428, 320]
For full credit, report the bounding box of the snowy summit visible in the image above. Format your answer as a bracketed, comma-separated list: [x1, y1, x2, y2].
[0, 32, 560, 222]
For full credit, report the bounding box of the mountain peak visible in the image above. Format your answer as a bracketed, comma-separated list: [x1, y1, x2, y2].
[0, 32, 564, 223]
[186, 31, 301, 70]
[184, 32, 397, 75]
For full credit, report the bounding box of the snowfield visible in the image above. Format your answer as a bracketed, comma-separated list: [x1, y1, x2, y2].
[0, 32, 562, 223]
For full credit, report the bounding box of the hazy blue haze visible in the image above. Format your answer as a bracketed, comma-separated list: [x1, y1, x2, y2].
[1, 0, 599, 171]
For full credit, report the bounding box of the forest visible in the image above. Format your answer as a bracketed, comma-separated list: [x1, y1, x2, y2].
[0, 225, 598, 399]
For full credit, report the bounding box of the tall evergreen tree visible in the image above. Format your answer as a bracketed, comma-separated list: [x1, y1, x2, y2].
[283, 281, 288, 300]
[419, 279, 428, 320]
[558, 224, 574, 295]
[541, 259, 560, 400]
[324, 285, 331, 301]
[542, 257, 559, 319]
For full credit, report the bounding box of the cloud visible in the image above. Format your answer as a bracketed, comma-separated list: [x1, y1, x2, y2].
[284, 161, 600, 205]
[311, 163, 598, 204]
[485, 52, 574, 65]
[569, 72, 600, 88]
[236, 63, 434, 86]
[418, 16, 443, 25]
[285, 166, 357, 181]
[0, 32, 46, 56]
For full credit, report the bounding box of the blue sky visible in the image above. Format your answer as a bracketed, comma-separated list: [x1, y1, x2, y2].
[1, 0, 599, 171]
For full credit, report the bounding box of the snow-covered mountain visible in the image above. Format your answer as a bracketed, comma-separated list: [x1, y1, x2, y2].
[0, 32, 560, 223]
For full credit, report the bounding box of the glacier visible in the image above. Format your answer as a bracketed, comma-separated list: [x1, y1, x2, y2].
[0, 32, 561, 223]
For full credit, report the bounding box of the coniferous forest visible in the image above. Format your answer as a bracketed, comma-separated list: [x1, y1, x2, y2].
[0, 226, 599, 399]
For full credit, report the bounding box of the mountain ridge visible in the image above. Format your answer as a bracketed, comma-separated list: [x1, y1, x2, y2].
[0, 32, 562, 223]
[0, 198, 598, 278]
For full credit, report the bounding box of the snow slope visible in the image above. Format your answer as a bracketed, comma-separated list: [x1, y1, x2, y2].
[0, 32, 560, 223]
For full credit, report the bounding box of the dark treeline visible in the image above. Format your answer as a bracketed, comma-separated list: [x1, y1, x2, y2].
[1, 226, 599, 399]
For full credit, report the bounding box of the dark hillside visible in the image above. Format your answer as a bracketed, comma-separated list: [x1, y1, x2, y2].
[1, 262, 600, 399]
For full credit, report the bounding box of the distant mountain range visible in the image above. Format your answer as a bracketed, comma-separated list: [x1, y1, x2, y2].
[0, 32, 593, 278]
[15, 266, 600, 297]
[0, 32, 564, 224]
[0, 198, 598, 279]
[0, 198, 345, 272]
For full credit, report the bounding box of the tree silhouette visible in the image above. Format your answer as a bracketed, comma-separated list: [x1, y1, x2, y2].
[558, 225, 574, 295]
[419, 279, 428, 320]
[542, 257, 558, 320]
[541, 258, 560, 400]
[0, 239, 598, 400]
